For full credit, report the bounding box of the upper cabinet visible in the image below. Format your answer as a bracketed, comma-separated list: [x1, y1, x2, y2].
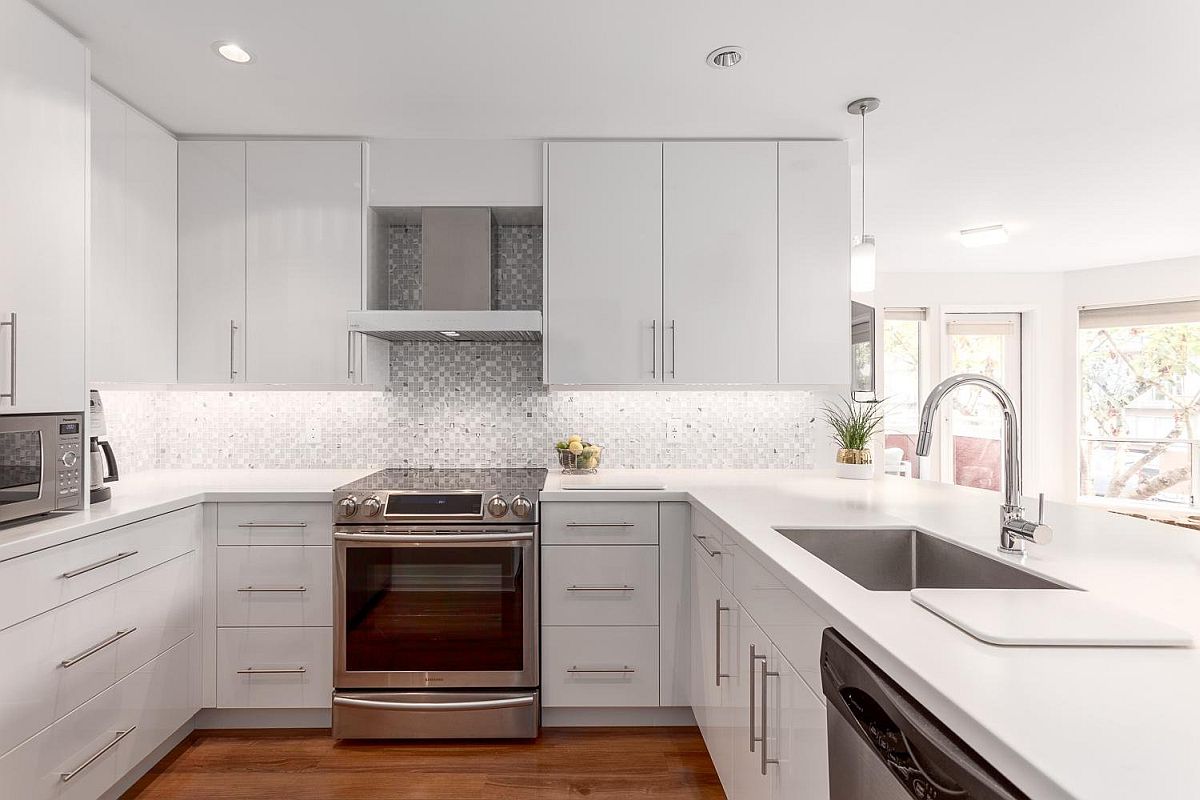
[544, 140, 849, 387]
[178, 140, 366, 385]
[0, 0, 86, 413]
[89, 83, 178, 384]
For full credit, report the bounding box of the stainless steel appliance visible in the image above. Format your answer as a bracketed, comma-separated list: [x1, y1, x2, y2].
[821, 628, 1028, 799]
[88, 390, 119, 503]
[332, 468, 546, 739]
[0, 412, 83, 525]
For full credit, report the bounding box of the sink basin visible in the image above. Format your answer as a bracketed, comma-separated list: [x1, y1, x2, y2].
[779, 528, 1071, 591]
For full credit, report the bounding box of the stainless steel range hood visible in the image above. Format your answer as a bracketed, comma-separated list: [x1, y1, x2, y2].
[348, 207, 542, 343]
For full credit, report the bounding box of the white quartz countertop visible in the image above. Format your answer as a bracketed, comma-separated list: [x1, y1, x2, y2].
[543, 470, 1200, 800]
[0, 469, 372, 562]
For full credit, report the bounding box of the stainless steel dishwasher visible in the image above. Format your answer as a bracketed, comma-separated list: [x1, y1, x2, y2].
[821, 628, 1029, 800]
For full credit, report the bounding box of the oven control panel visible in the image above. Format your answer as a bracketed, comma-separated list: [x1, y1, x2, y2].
[335, 490, 538, 524]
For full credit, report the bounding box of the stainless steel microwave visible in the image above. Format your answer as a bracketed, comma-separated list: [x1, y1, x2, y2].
[0, 413, 84, 525]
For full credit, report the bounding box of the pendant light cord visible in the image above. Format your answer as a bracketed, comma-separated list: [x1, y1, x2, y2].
[860, 104, 867, 238]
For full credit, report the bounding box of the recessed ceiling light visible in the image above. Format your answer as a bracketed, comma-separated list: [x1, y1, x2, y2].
[213, 42, 253, 64]
[959, 225, 1009, 247]
[706, 46, 745, 69]
[439, 331, 461, 338]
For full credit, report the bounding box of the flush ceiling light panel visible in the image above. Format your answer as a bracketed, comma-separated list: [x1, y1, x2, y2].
[706, 46, 745, 68]
[213, 42, 254, 64]
[960, 224, 1009, 247]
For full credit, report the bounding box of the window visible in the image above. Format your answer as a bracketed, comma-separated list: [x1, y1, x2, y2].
[1079, 300, 1200, 507]
[882, 308, 925, 478]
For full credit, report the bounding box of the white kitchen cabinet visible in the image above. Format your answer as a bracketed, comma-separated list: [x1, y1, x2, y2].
[0, 0, 86, 414]
[178, 140, 247, 383]
[541, 545, 659, 626]
[728, 604, 773, 800]
[245, 140, 364, 384]
[215, 502, 333, 545]
[662, 141, 779, 384]
[541, 625, 660, 707]
[216, 626, 332, 708]
[691, 537, 734, 787]
[216, 546, 332, 627]
[778, 140, 850, 385]
[658, 502, 692, 707]
[544, 141, 663, 384]
[89, 83, 178, 383]
[541, 500, 659, 545]
[769, 645, 829, 800]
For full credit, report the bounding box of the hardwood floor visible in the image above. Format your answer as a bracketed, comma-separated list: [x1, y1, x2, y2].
[123, 727, 726, 799]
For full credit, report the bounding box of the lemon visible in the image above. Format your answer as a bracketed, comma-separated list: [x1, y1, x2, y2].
[568, 434, 582, 443]
[582, 456, 598, 470]
[568, 441, 584, 455]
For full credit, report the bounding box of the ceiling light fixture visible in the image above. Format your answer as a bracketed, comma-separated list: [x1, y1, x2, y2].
[439, 331, 461, 338]
[847, 97, 880, 293]
[706, 46, 745, 69]
[213, 42, 254, 64]
[960, 224, 1009, 248]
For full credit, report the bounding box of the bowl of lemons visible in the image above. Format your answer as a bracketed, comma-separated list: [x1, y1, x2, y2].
[554, 435, 604, 474]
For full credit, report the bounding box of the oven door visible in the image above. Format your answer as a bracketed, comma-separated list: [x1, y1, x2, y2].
[334, 526, 538, 689]
[0, 415, 56, 525]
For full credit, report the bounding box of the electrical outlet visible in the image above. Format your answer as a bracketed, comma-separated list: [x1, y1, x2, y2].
[666, 418, 684, 444]
[304, 423, 322, 444]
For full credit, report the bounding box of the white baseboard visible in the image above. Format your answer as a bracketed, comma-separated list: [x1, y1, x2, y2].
[542, 706, 696, 727]
[194, 707, 332, 729]
[99, 719, 194, 800]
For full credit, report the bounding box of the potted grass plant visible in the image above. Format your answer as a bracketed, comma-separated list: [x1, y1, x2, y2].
[823, 397, 885, 479]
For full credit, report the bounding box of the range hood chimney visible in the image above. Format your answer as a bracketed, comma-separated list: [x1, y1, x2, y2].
[348, 206, 542, 343]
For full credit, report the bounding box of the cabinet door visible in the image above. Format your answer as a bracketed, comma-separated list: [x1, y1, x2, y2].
[545, 142, 663, 384]
[0, 0, 86, 413]
[727, 602, 772, 800]
[778, 140, 850, 385]
[88, 85, 127, 383]
[663, 142, 778, 384]
[690, 543, 725, 781]
[245, 141, 363, 383]
[769, 646, 829, 800]
[178, 141, 246, 383]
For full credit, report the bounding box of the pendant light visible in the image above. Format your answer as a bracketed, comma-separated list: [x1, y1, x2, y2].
[847, 97, 880, 293]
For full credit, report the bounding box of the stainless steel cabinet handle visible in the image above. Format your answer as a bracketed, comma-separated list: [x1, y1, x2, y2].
[236, 585, 307, 592]
[693, 534, 722, 557]
[564, 522, 634, 528]
[347, 330, 355, 381]
[60, 550, 138, 579]
[60, 727, 136, 782]
[0, 312, 14, 405]
[60, 628, 137, 668]
[565, 585, 634, 592]
[567, 666, 636, 674]
[333, 695, 534, 712]
[761, 658, 780, 775]
[229, 320, 238, 381]
[650, 319, 657, 378]
[749, 643, 767, 752]
[237, 666, 307, 675]
[715, 600, 732, 686]
[236, 522, 308, 528]
[334, 531, 533, 544]
[669, 319, 676, 379]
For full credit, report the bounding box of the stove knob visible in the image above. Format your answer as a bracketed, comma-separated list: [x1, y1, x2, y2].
[361, 496, 382, 517]
[338, 496, 358, 517]
[510, 494, 533, 519]
[486, 494, 509, 518]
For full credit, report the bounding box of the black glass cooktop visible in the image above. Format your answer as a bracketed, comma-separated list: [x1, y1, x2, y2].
[336, 468, 547, 494]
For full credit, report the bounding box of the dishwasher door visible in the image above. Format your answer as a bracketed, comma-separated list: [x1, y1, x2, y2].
[820, 628, 1029, 800]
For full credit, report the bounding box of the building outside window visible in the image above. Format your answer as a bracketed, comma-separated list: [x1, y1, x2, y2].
[882, 308, 926, 478]
[1079, 300, 1200, 507]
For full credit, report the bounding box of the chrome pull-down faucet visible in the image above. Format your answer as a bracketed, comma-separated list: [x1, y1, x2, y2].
[914, 373, 1053, 555]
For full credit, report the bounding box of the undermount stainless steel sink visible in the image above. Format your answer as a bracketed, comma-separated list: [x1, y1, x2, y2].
[779, 528, 1071, 591]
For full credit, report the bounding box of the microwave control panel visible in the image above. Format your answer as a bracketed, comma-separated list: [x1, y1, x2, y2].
[55, 415, 83, 509]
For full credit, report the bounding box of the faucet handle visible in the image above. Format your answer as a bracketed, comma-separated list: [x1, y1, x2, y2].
[1038, 492, 1045, 525]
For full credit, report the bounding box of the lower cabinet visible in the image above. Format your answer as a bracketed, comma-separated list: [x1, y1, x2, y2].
[216, 627, 332, 708]
[542, 626, 660, 707]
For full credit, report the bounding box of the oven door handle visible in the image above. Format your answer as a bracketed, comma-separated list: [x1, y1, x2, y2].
[332, 695, 535, 712]
[334, 531, 534, 543]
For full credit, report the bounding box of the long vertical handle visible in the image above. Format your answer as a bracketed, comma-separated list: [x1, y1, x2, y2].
[669, 319, 677, 379]
[761, 659, 780, 775]
[0, 312, 14, 405]
[229, 320, 238, 381]
[715, 600, 732, 686]
[650, 320, 657, 379]
[347, 331, 355, 382]
[750, 644, 767, 752]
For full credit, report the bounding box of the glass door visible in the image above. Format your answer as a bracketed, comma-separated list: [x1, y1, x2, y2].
[942, 313, 1022, 490]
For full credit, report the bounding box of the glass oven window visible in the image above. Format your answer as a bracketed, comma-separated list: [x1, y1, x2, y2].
[344, 544, 526, 673]
[0, 430, 42, 506]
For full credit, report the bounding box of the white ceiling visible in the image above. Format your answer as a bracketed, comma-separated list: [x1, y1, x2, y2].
[36, 0, 1200, 273]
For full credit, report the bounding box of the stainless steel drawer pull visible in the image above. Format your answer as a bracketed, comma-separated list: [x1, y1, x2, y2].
[567, 666, 636, 674]
[236, 585, 307, 592]
[716, 600, 732, 686]
[761, 659, 780, 774]
[650, 319, 657, 378]
[566, 585, 635, 592]
[693, 534, 722, 557]
[564, 522, 634, 528]
[333, 695, 534, 712]
[229, 320, 238, 381]
[60, 628, 137, 668]
[237, 666, 308, 675]
[0, 312, 14, 405]
[749, 643, 767, 752]
[236, 522, 308, 528]
[60, 727, 136, 782]
[60, 550, 138, 579]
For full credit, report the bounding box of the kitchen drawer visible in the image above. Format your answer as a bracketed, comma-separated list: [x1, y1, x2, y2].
[541, 502, 659, 545]
[217, 546, 332, 627]
[0, 551, 197, 757]
[0, 634, 197, 800]
[217, 502, 332, 546]
[216, 626, 332, 708]
[542, 545, 658, 626]
[0, 505, 200, 632]
[692, 507, 734, 588]
[542, 626, 659, 708]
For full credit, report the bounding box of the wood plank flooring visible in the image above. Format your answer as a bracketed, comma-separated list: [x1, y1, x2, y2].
[122, 727, 726, 800]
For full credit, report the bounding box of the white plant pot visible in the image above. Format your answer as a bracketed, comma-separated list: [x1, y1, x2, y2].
[835, 461, 875, 480]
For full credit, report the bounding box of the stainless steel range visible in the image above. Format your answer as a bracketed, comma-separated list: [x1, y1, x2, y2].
[331, 468, 546, 739]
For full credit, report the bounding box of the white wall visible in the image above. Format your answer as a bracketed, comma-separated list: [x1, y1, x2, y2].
[368, 139, 541, 207]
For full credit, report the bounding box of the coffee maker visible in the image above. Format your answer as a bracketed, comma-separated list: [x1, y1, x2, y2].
[88, 389, 119, 503]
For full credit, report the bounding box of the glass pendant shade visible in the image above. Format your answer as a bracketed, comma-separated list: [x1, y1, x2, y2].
[850, 235, 876, 293]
